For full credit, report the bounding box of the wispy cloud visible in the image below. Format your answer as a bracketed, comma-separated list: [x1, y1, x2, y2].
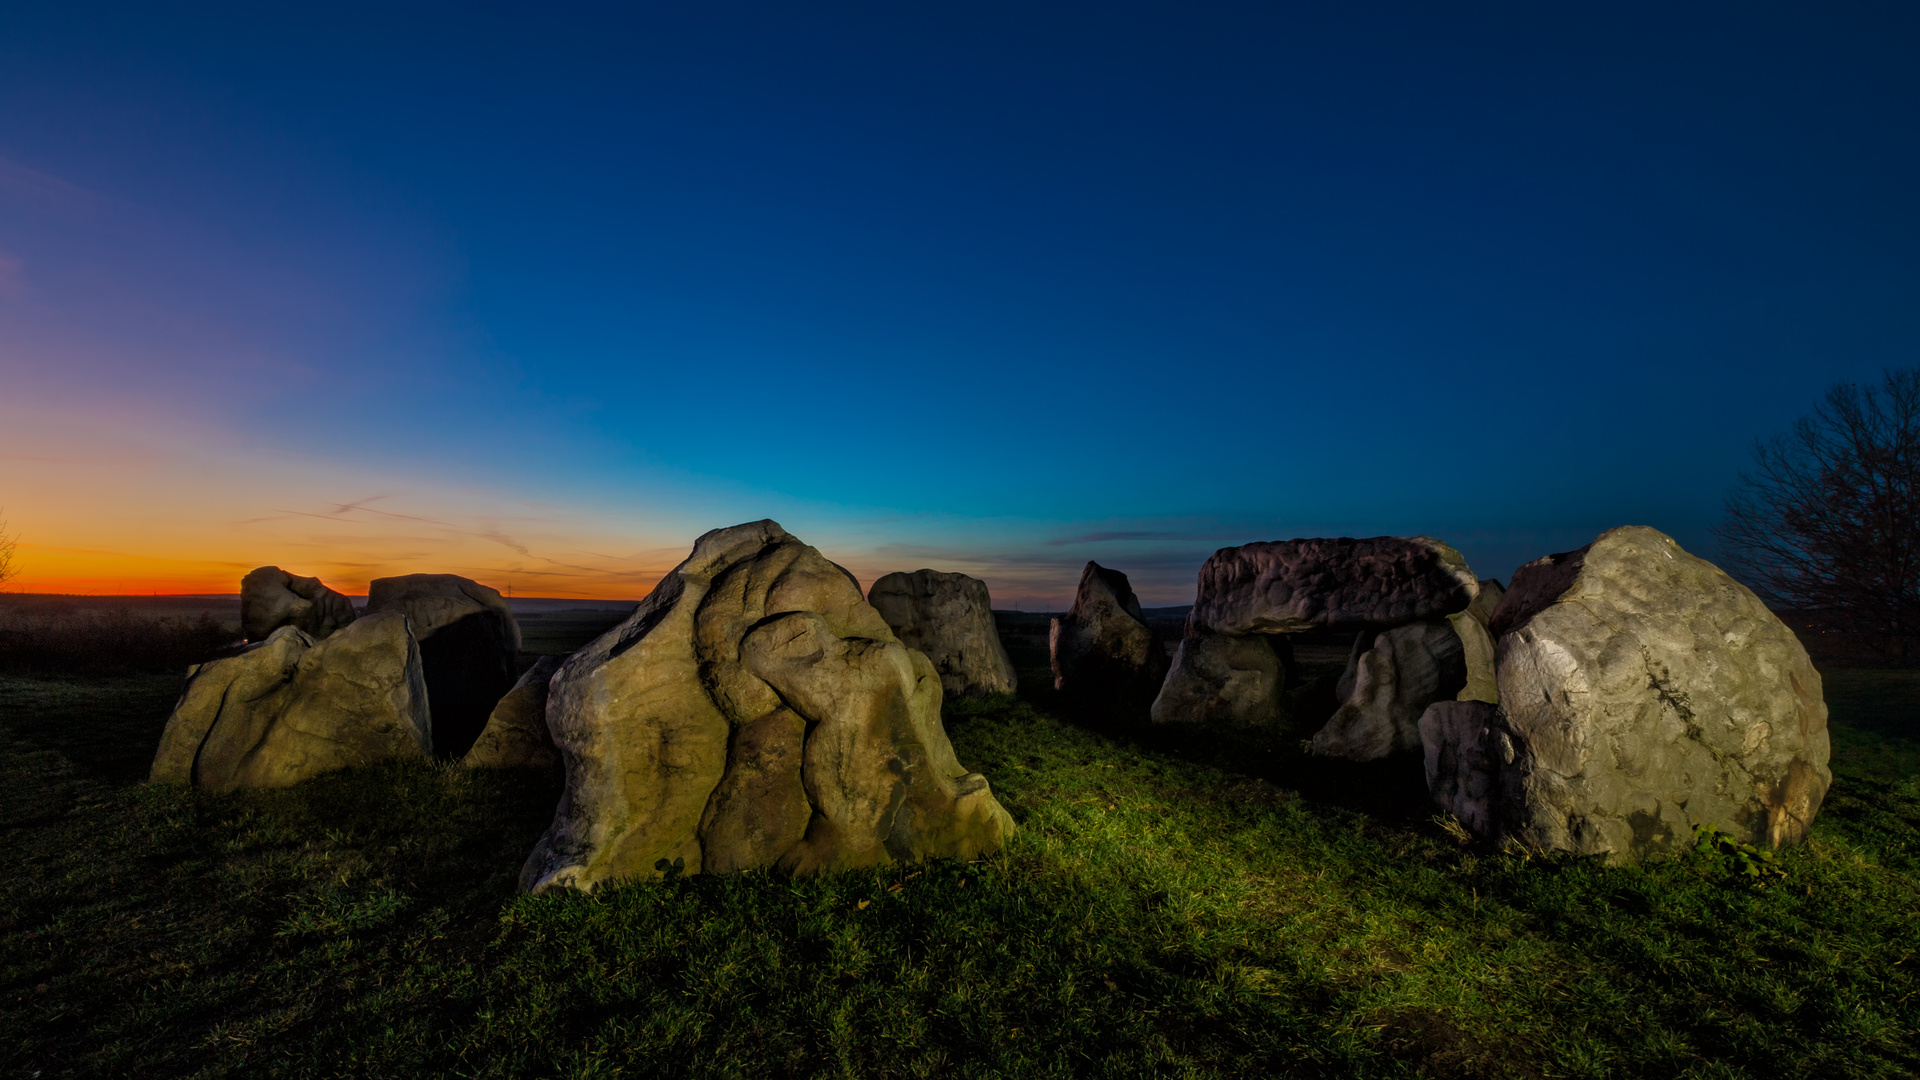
[0, 156, 109, 220]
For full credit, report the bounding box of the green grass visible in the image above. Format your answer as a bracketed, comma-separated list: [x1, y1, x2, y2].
[3, 672, 1919, 1078]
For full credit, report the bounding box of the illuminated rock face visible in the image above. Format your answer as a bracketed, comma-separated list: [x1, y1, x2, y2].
[150, 612, 430, 792]
[867, 569, 1017, 698]
[1423, 526, 1832, 862]
[520, 520, 1014, 892]
[1049, 562, 1170, 725]
[240, 566, 357, 642]
[462, 655, 561, 772]
[366, 574, 520, 759]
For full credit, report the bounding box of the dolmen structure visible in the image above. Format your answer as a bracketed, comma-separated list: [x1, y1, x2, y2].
[1049, 562, 1170, 723]
[868, 568, 1017, 697]
[519, 520, 1015, 891]
[1154, 535, 1488, 759]
[155, 567, 524, 790]
[1140, 525, 1830, 863]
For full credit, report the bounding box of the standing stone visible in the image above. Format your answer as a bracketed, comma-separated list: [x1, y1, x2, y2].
[1429, 526, 1830, 861]
[1049, 562, 1170, 725]
[1150, 632, 1291, 726]
[149, 612, 430, 792]
[1309, 621, 1466, 759]
[462, 655, 562, 772]
[240, 566, 357, 641]
[1190, 536, 1479, 635]
[520, 520, 1014, 892]
[1419, 700, 1512, 839]
[1448, 611, 1499, 705]
[365, 574, 520, 759]
[868, 569, 1018, 698]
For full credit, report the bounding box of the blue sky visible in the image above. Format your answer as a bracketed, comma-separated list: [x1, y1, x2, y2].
[2, 3, 1916, 606]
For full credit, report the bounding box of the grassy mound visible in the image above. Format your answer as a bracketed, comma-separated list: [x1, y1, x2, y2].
[2, 673, 1917, 1078]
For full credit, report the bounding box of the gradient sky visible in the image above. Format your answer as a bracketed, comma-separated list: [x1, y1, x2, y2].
[2, 3, 1917, 608]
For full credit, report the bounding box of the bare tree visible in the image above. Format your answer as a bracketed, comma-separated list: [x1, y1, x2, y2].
[0, 512, 16, 591]
[1716, 369, 1920, 663]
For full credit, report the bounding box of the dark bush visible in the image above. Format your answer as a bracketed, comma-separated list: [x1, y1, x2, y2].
[0, 606, 238, 674]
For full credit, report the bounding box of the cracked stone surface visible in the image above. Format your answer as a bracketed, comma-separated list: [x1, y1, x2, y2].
[1049, 562, 1170, 725]
[150, 612, 431, 792]
[520, 520, 1014, 892]
[867, 569, 1017, 698]
[1429, 526, 1830, 861]
[1189, 536, 1479, 635]
[241, 566, 357, 641]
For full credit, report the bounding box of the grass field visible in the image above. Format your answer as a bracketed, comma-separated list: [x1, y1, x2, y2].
[3, 650, 1918, 1076]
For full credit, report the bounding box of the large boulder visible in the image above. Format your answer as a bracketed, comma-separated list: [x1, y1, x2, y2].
[1150, 632, 1291, 726]
[1310, 621, 1467, 759]
[1049, 562, 1170, 724]
[520, 520, 1014, 892]
[1190, 536, 1479, 635]
[867, 569, 1017, 697]
[240, 566, 357, 641]
[149, 612, 430, 792]
[365, 574, 520, 759]
[462, 655, 562, 772]
[1427, 526, 1831, 861]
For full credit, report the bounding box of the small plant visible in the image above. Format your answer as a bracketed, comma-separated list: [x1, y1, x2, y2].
[654, 856, 686, 883]
[1691, 823, 1788, 885]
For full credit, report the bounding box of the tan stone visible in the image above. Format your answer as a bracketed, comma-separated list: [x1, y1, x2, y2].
[520, 520, 1014, 891]
[149, 612, 430, 791]
[868, 569, 1017, 697]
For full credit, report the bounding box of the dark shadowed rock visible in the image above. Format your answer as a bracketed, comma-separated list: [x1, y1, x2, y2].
[1310, 621, 1466, 759]
[520, 520, 1014, 892]
[868, 569, 1017, 698]
[1429, 526, 1831, 862]
[462, 655, 561, 772]
[1150, 632, 1291, 726]
[365, 574, 520, 759]
[1190, 536, 1478, 635]
[150, 612, 430, 792]
[1049, 562, 1170, 725]
[1419, 700, 1513, 839]
[240, 566, 357, 641]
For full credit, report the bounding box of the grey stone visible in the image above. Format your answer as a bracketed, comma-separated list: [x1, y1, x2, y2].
[149, 612, 430, 792]
[1432, 526, 1831, 861]
[1310, 621, 1465, 760]
[868, 569, 1017, 698]
[1049, 562, 1170, 724]
[462, 655, 562, 772]
[520, 520, 1014, 892]
[1449, 611, 1499, 705]
[365, 574, 520, 759]
[1191, 536, 1479, 635]
[1150, 632, 1290, 726]
[240, 566, 356, 641]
